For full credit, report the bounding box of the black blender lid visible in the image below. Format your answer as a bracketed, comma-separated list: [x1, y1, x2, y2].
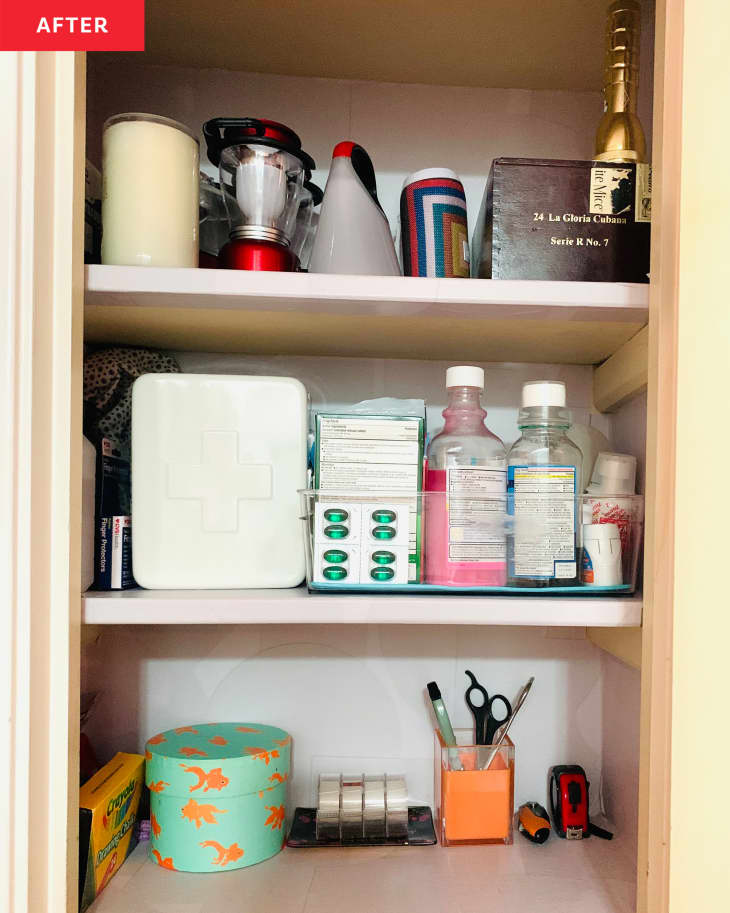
[203, 117, 315, 171]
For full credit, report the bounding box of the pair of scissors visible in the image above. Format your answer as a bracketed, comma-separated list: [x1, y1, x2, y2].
[464, 669, 512, 745]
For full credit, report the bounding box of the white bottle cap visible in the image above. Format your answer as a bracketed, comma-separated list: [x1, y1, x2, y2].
[446, 365, 484, 389]
[521, 381, 566, 408]
[402, 167, 461, 190]
[586, 452, 637, 495]
[583, 522, 621, 543]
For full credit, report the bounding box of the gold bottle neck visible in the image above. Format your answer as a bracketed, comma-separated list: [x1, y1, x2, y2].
[594, 0, 646, 163]
[604, 75, 639, 114]
[603, 17, 640, 114]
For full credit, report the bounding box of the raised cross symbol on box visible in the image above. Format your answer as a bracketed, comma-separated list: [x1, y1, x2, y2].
[167, 431, 272, 532]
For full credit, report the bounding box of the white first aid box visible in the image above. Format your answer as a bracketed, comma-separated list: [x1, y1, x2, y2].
[131, 373, 308, 588]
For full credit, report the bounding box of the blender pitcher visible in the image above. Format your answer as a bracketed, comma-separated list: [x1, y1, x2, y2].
[203, 118, 314, 271]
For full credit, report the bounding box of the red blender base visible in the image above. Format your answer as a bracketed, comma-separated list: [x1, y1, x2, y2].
[221, 238, 298, 271]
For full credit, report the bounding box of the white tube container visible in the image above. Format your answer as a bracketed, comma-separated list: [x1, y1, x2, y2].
[586, 452, 637, 495]
[582, 523, 622, 586]
[102, 113, 199, 267]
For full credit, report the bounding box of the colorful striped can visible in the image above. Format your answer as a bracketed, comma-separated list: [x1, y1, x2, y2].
[400, 168, 469, 277]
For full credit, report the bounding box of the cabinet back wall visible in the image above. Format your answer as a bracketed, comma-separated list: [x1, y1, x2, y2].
[86, 58, 601, 241]
[84, 623, 611, 815]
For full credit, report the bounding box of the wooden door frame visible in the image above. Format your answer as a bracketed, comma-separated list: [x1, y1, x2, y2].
[658, 0, 730, 910]
[0, 52, 85, 913]
[636, 0, 683, 909]
[588, 1, 683, 906]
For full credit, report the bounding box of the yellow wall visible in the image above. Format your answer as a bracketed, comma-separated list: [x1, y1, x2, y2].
[670, 0, 730, 907]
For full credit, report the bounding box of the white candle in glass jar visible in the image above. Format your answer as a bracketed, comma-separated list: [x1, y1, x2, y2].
[102, 113, 199, 267]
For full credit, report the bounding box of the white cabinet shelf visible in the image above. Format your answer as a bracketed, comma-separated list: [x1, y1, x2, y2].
[90, 831, 635, 913]
[82, 587, 642, 627]
[85, 265, 648, 364]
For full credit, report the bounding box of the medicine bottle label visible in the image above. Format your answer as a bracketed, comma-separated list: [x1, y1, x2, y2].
[508, 465, 577, 578]
[446, 467, 507, 563]
[582, 550, 594, 583]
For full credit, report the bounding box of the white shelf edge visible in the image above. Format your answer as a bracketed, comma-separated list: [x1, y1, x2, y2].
[91, 827, 636, 913]
[85, 265, 649, 322]
[82, 587, 642, 627]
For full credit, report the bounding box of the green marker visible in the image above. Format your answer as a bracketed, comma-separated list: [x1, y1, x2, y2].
[427, 681, 461, 770]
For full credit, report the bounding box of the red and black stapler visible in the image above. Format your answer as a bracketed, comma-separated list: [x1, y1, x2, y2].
[549, 765, 613, 840]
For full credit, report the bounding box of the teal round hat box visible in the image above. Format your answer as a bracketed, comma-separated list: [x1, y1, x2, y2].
[145, 722, 291, 872]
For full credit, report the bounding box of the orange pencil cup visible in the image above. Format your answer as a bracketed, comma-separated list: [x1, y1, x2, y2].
[434, 729, 515, 846]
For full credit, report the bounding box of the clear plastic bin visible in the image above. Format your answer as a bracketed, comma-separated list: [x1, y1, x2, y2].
[300, 490, 643, 593]
[581, 493, 644, 588]
[434, 729, 514, 846]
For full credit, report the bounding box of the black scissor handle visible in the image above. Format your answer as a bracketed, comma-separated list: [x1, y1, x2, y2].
[484, 693, 512, 744]
[487, 693, 512, 725]
[464, 669, 489, 714]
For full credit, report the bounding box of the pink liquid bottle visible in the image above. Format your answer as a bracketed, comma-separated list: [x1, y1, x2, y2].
[425, 366, 507, 586]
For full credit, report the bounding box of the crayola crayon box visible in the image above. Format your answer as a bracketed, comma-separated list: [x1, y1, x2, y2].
[78, 752, 144, 911]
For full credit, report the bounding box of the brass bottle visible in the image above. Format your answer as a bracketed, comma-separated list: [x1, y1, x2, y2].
[594, 0, 647, 163]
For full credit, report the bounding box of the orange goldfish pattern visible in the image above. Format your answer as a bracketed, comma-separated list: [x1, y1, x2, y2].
[151, 812, 161, 838]
[235, 726, 261, 734]
[273, 737, 291, 747]
[208, 735, 228, 746]
[264, 805, 286, 830]
[174, 726, 199, 735]
[244, 747, 280, 766]
[181, 798, 228, 829]
[179, 764, 230, 792]
[268, 772, 287, 784]
[179, 746, 208, 758]
[144, 749, 152, 761]
[151, 849, 176, 870]
[200, 840, 244, 867]
[147, 733, 167, 745]
[147, 780, 170, 793]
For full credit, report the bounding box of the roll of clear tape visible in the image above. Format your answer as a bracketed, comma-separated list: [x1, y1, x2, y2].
[363, 775, 386, 839]
[316, 774, 341, 841]
[385, 774, 408, 839]
[340, 774, 364, 840]
[316, 771, 408, 842]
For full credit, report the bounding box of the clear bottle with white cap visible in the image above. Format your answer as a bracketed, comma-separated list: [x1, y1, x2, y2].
[506, 381, 583, 587]
[425, 366, 507, 586]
